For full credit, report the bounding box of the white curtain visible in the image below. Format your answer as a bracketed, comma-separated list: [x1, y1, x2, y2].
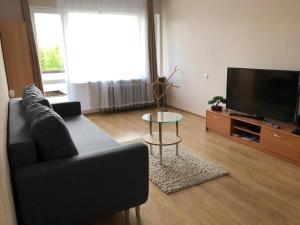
[57, 0, 153, 112]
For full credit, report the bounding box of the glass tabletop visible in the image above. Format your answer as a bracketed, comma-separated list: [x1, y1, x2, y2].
[142, 112, 183, 123]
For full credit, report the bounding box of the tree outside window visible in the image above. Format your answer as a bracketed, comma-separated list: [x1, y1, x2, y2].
[39, 47, 64, 72]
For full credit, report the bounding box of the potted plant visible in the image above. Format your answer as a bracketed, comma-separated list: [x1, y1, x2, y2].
[208, 96, 226, 111]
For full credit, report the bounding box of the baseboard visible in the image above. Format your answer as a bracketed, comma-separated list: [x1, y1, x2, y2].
[166, 105, 205, 119]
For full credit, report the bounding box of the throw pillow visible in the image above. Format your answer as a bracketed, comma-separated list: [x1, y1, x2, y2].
[24, 99, 52, 125]
[29, 103, 78, 161]
[22, 84, 52, 109]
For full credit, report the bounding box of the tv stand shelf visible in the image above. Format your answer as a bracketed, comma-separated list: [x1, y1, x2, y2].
[232, 125, 260, 136]
[206, 110, 300, 166]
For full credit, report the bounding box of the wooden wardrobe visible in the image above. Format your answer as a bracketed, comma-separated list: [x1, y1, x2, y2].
[0, 22, 35, 97]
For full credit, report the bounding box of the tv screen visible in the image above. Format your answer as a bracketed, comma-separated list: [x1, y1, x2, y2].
[226, 68, 300, 122]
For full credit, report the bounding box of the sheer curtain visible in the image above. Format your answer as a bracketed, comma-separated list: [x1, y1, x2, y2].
[57, 0, 153, 112]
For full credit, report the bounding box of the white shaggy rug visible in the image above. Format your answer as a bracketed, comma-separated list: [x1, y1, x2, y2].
[123, 140, 229, 194]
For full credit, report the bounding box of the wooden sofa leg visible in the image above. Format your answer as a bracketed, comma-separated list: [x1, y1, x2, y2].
[124, 209, 129, 223]
[135, 206, 140, 217]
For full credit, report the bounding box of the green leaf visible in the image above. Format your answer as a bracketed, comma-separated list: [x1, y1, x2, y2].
[39, 47, 64, 72]
[208, 96, 226, 105]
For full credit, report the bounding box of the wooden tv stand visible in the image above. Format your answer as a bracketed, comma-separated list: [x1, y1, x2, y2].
[206, 110, 300, 166]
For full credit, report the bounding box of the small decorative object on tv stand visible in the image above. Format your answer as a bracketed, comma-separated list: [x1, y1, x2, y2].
[208, 96, 226, 111]
[206, 110, 300, 166]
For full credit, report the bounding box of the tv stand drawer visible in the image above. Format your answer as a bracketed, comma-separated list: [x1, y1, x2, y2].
[206, 111, 231, 135]
[261, 127, 300, 162]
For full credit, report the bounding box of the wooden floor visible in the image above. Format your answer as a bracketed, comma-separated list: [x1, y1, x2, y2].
[86, 107, 300, 225]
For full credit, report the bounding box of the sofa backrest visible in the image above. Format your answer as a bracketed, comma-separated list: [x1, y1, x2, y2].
[28, 102, 78, 161]
[8, 99, 38, 171]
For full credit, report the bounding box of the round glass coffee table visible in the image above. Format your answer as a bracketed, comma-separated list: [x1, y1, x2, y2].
[142, 112, 183, 165]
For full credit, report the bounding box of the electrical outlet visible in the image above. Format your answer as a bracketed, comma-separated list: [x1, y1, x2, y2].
[203, 74, 209, 79]
[9, 90, 15, 98]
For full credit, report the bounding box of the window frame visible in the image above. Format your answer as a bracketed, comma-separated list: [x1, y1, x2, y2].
[30, 7, 66, 74]
[31, 7, 162, 79]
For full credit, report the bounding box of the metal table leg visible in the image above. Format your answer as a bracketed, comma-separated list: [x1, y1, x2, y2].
[176, 121, 179, 156]
[150, 115, 153, 154]
[159, 122, 163, 165]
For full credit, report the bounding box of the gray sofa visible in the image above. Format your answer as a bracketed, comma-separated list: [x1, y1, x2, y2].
[8, 89, 149, 225]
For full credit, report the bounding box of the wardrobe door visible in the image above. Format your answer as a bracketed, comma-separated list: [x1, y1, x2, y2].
[0, 22, 34, 97]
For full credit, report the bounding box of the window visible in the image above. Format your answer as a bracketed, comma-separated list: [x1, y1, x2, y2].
[33, 13, 65, 73]
[32, 12, 67, 96]
[65, 12, 147, 83]
[32, 8, 160, 84]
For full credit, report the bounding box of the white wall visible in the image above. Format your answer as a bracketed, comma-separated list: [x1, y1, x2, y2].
[162, 0, 300, 116]
[0, 39, 17, 225]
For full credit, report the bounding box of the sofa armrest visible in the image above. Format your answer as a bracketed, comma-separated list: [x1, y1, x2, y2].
[15, 142, 149, 225]
[51, 101, 81, 117]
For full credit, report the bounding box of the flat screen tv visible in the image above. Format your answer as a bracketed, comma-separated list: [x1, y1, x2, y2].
[226, 68, 300, 123]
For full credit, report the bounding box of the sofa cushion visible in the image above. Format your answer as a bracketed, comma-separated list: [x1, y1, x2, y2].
[29, 103, 78, 161]
[22, 84, 52, 109]
[64, 115, 119, 155]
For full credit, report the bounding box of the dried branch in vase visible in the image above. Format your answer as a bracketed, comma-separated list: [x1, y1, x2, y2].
[148, 66, 180, 110]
